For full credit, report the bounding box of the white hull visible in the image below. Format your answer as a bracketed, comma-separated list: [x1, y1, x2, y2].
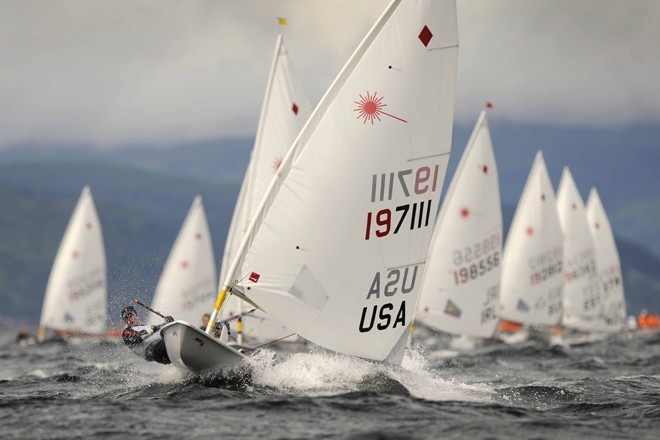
[161, 321, 245, 374]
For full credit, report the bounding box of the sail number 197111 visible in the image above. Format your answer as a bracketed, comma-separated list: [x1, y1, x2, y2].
[365, 165, 440, 240]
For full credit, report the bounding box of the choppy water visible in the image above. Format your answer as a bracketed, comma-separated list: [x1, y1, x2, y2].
[1, 321, 658, 440]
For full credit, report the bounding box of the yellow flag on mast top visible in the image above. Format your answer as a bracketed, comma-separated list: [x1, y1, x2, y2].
[277, 17, 287, 26]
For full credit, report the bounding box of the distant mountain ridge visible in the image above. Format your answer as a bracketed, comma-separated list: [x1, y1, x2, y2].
[2, 121, 658, 257]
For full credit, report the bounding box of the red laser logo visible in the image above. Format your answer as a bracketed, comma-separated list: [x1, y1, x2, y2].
[354, 91, 407, 124]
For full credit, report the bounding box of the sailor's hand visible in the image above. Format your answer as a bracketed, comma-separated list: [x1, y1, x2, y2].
[164, 316, 174, 323]
[150, 325, 161, 333]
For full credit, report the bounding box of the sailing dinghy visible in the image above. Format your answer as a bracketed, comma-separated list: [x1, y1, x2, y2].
[162, 0, 459, 374]
[219, 35, 312, 347]
[38, 186, 107, 342]
[416, 109, 502, 345]
[149, 196, 216, 327]
[556, 168, 602, 333]
[586, 188, 626, 332]
[498, 152, 564, 341]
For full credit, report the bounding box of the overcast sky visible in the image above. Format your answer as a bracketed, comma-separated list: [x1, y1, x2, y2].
[1, 0, 659, 149]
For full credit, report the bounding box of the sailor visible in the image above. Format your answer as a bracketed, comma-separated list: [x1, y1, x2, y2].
[200, 313, 211, 331]
[200, 313, 222, 338]
[16, 327, 37, 346]
[121, 306, 173, 365]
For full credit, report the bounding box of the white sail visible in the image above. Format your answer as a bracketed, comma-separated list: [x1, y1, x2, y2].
[499, 152, 563, 326]
[39, 186, 107, 339]
[218, 0, 459, 364]
[586, 188, 626, 332]
[557, 167, 601, 331]
[416, 110, 502, 339]
[219, 35, 312, 343]
[150, 196, 216, 326]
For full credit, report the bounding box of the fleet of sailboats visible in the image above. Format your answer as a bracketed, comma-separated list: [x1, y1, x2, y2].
[27, 0, 636, 372]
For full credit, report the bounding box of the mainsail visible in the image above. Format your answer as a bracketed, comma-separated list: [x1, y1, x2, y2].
[499, 152, 563, 326]
[150, 196, 216, 326]
[586, 188, 626, 332]
[416, 110, 502, 339]
[219, 35, 311, 343]
[39, 186, 107, 341]
[557, 168, 602, 331]
[211, 0, 459, 364]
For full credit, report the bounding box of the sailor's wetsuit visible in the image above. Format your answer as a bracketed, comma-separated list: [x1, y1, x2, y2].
[122, 324, 171, 364]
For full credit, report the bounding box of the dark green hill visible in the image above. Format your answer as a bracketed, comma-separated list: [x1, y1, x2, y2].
[0, 163, 240, 325]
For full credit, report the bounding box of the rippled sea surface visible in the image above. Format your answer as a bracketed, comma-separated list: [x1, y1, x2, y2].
[1, 321, 658, 440]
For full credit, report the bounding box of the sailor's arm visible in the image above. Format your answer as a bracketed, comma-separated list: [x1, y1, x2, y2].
[122, 327, 153, 347]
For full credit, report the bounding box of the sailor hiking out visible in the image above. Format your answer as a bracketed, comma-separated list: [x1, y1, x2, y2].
[121, 305, 173, 364]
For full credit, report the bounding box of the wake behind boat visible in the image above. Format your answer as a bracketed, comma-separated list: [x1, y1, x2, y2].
[163, 0, 459, 375]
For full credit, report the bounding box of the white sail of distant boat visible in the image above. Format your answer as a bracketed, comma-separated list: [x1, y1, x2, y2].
[38, 186, 107, 342]
[586, 187, 626, 332]
[150, 196, 216, 326]
[499, 152, 563, 328]
[416, 110, 502, 340]
[219, 34, 312, 344]
[557, 167, 602, 331]
[162, 0, 459, 373]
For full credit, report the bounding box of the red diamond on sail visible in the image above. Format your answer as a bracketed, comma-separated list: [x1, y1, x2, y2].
[526, 226, 534, 236]
[71, 250, 79, 259]
[482, 165, 488, 174]
[195, 233, 202, 240]
[460, 207, 470, 218]
[595, 222, 600, 230]
[292, 103, 299, 115]
[541, 193, 546, 201]
[249, 272, 260, 283]
[180, 260, 189, 269]
[86, 222, 93, 229]
[418, 25, 433, 47]
[571, 203, 577, 210]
